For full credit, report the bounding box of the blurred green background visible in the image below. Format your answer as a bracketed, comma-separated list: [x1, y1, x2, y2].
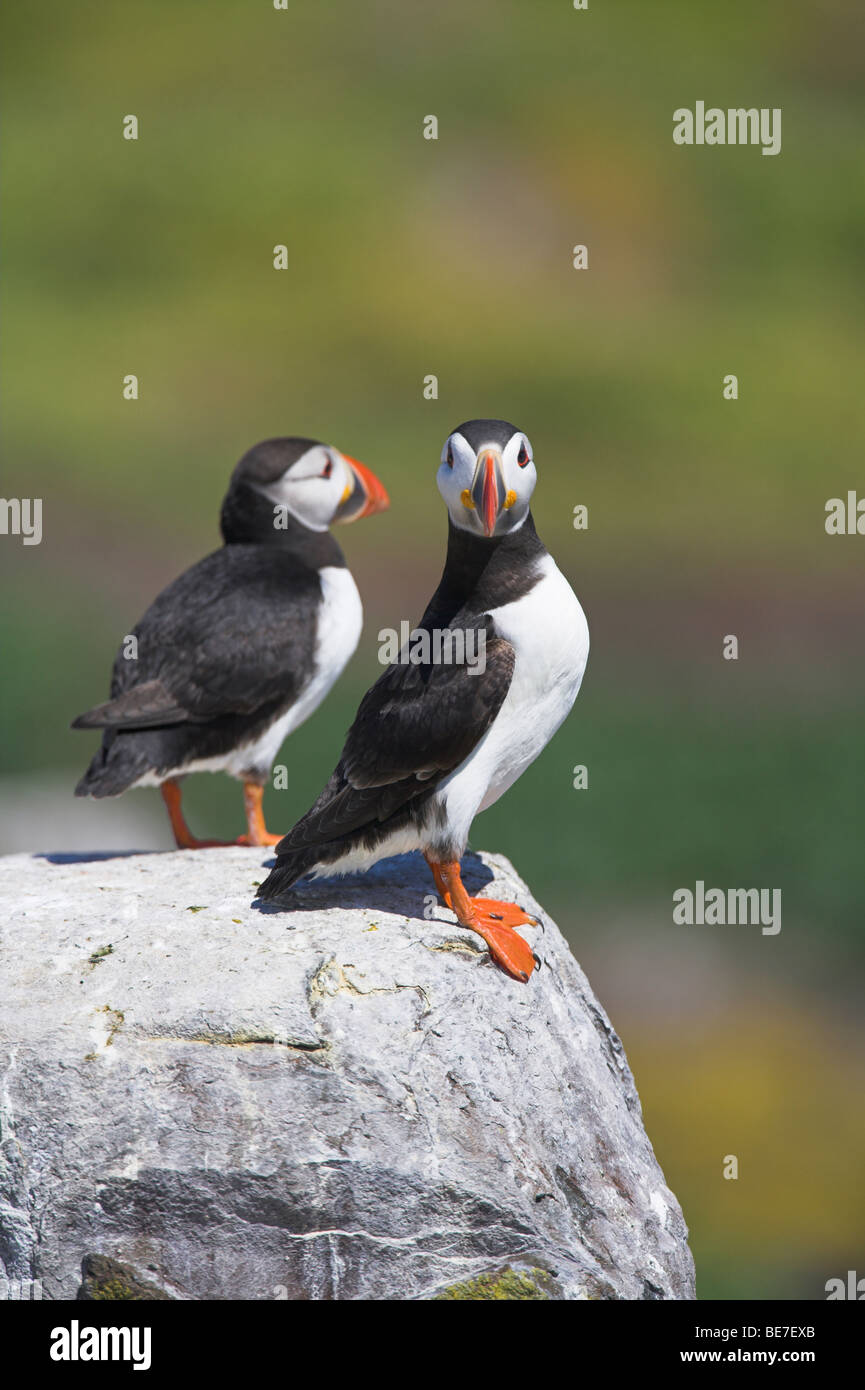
[2, 0, 863, 1299]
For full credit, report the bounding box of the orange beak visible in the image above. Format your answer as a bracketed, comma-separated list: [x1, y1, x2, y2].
[481, 453, 499, 537]
[470, 448, 506, 537]
[336, 455, 390, 523]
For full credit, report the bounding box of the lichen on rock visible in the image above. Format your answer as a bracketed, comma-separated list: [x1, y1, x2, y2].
[433, 1265, 554, 1300]
[77, 1254, 173, 1301]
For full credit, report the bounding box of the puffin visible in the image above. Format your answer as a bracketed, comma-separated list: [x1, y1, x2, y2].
[72, 437, 389, 847]
[256, 419, 589, 982]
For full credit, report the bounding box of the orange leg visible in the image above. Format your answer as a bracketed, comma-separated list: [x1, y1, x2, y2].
[425, 855, 538, 983]
[160, 779, 232, 849]
[236, 782, 283, 847]
[160, 779, 282, 849]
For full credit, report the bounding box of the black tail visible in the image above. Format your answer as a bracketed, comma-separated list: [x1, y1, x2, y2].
[255, 847, 322, 901]
[73, 732, 150, 799]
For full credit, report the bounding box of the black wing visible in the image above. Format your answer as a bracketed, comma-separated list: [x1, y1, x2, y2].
[72, 546, 322, 730]
[275, 617, 514, 852]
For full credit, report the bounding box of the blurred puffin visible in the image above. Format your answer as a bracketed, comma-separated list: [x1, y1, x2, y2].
[72, 437, 389, 847]
[257, 419, 589, 982]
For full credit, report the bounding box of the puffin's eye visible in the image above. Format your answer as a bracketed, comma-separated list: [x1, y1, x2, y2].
[446, 443, 454, 469]
[517, 442, 530, 468]
[322, 459, 333, 479]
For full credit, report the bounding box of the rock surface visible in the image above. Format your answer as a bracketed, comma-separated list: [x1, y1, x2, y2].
[0, 846, 695, 1300]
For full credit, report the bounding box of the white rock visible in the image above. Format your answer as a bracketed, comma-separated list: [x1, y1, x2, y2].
[0, 846, 694, 1300]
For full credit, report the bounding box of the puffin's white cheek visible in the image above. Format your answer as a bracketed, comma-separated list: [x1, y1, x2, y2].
[293, 478, 334, 530]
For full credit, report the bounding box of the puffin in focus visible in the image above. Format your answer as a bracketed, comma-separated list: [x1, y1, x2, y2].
[257, 419, 589, 981]
[72, 437, 389, 847]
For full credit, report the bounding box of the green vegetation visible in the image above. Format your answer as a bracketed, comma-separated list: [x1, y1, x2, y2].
[88, 1278, 137, 1301]
[78, 1254, 172, 1301]
[434, 1266, 552, 1300]
[86, 943, 113, 966]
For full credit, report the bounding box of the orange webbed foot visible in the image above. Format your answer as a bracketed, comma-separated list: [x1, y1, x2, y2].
[469, 913, 538, 983]
[235, 830, 283, 847]
[424, 856, 540, 983]
[470, 897, 538, 929]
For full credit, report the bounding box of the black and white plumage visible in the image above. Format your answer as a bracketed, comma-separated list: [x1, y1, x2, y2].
[257, 420, 589, 981]
[72, 437, 389, 847]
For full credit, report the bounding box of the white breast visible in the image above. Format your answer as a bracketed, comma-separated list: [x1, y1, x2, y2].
[435, 555, 589, 846]
[225, 564, 363, 777]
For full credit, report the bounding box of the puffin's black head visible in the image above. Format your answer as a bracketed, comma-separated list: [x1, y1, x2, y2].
[437, 420, 537, 539]
[220, 437, 389, 544]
